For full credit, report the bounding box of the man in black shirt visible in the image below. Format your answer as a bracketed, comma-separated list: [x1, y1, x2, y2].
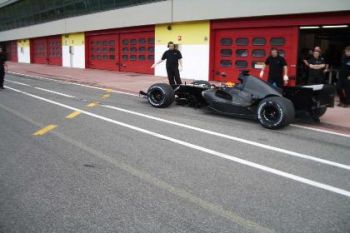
[307, 50, 326, 85]
[337, 46, 350, 107]
[0, 47, 7, 89]
[259, 48, 288, 88]
[152, 41, 183, 85]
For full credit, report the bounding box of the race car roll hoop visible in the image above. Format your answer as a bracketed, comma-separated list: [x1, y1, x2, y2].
[139, 71, 335, 129]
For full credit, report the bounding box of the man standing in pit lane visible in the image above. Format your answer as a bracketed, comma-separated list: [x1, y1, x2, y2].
[151, 41, 183, 85]
[0, 47, 7, 90]
[337, 46, 350, 107]
[307, 49, 326, 84]
[259, 48, 289, 88]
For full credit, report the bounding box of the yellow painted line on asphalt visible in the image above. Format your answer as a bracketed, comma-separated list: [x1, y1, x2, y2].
[87, 101, 99, 108]
[101, 94, 111, 99]
[33, 124, 57, 136]
[105, 88, 113, 93]
[65, 111, 81, 119]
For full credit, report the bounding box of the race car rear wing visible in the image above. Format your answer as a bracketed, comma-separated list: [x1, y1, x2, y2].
[283, 84, 335, 111]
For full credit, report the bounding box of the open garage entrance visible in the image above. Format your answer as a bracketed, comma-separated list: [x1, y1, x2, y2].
[210, 12, 350, 86]
[298, 26, 350, 85]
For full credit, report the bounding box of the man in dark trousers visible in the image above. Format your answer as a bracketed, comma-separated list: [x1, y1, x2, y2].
[152, 41, 183, 85]
[337, 46, 350, 107]
[259, 48, 288, 88]
[307, 49, 326, 84]
[0, 47, 7, 89]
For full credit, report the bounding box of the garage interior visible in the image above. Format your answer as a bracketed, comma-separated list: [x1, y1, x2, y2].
[298, 25, 350, 85]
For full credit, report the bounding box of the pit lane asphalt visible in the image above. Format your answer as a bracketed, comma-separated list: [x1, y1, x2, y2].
[0, 74, 349, 233]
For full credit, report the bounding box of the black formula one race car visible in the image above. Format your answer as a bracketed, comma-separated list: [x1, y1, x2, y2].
[140, 71, 335, 129]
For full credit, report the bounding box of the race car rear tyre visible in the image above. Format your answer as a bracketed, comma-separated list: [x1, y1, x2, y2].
[191, 80, 211, 88]
[257, 96, 295, 129]
[147, 83, 175, 108]
[309, 106, 327, 120]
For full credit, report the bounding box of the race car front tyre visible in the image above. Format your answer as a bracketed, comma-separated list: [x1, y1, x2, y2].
[147, 83, 175, 108]
[257, 96, 295, 129]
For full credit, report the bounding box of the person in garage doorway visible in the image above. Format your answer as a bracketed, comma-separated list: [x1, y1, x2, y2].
[307, 49, 326, 85]
[259, 48, 288, 88]
[151, 41, 183, 85]
[337, 46, 350, 107]
[0, 47, 7, 90]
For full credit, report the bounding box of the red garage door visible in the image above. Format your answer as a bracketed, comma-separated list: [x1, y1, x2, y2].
[87, 34, 119, 71]
[31, 38, 47, 64]
[213, 27, 298, 84]
[86, 27, 155, 74]
[31, 36, 62, 65]
[6, 41, 18, 62]
[47, 36, 62, 66]
[120, 32, 154, 74]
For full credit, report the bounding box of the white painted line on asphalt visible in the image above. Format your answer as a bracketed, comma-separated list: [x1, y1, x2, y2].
[291, 124, 350, 139]
[8, 71, 138, 96]
[8, 71, 350, 138]
[34, 87, 76, 98]
[6, 80, 30, 86]
[71, 82, 138, 96]
[7, 75, 76, 98]
[5, 85, 350, 198]
[102, 104, 350, 171]
[8, 71, 69, 84]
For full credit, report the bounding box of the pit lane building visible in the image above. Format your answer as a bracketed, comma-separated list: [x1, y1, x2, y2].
[0, 0, 349, 85]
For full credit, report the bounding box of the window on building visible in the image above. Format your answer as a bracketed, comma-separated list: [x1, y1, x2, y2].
[220, 49, 232, 57]
[236, 38, 249, 46]
[252, 37, 266, 46]
[130, 55, 137, 61]
[252, 49, 266, 57]
[0, 0, 166, 31]
[270, 37, 285, 46]
[220, 38, 233, 46]
[236, 49, 248, 57]
[220, 60, 232, 67]
[235, 60, 248, 68]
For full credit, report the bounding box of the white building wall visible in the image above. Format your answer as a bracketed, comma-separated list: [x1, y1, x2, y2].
[17, 40, 30, 63]
[62, 33, 85, 69]
[155, 44, 209, 80]
[62, 45, 85, 69]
